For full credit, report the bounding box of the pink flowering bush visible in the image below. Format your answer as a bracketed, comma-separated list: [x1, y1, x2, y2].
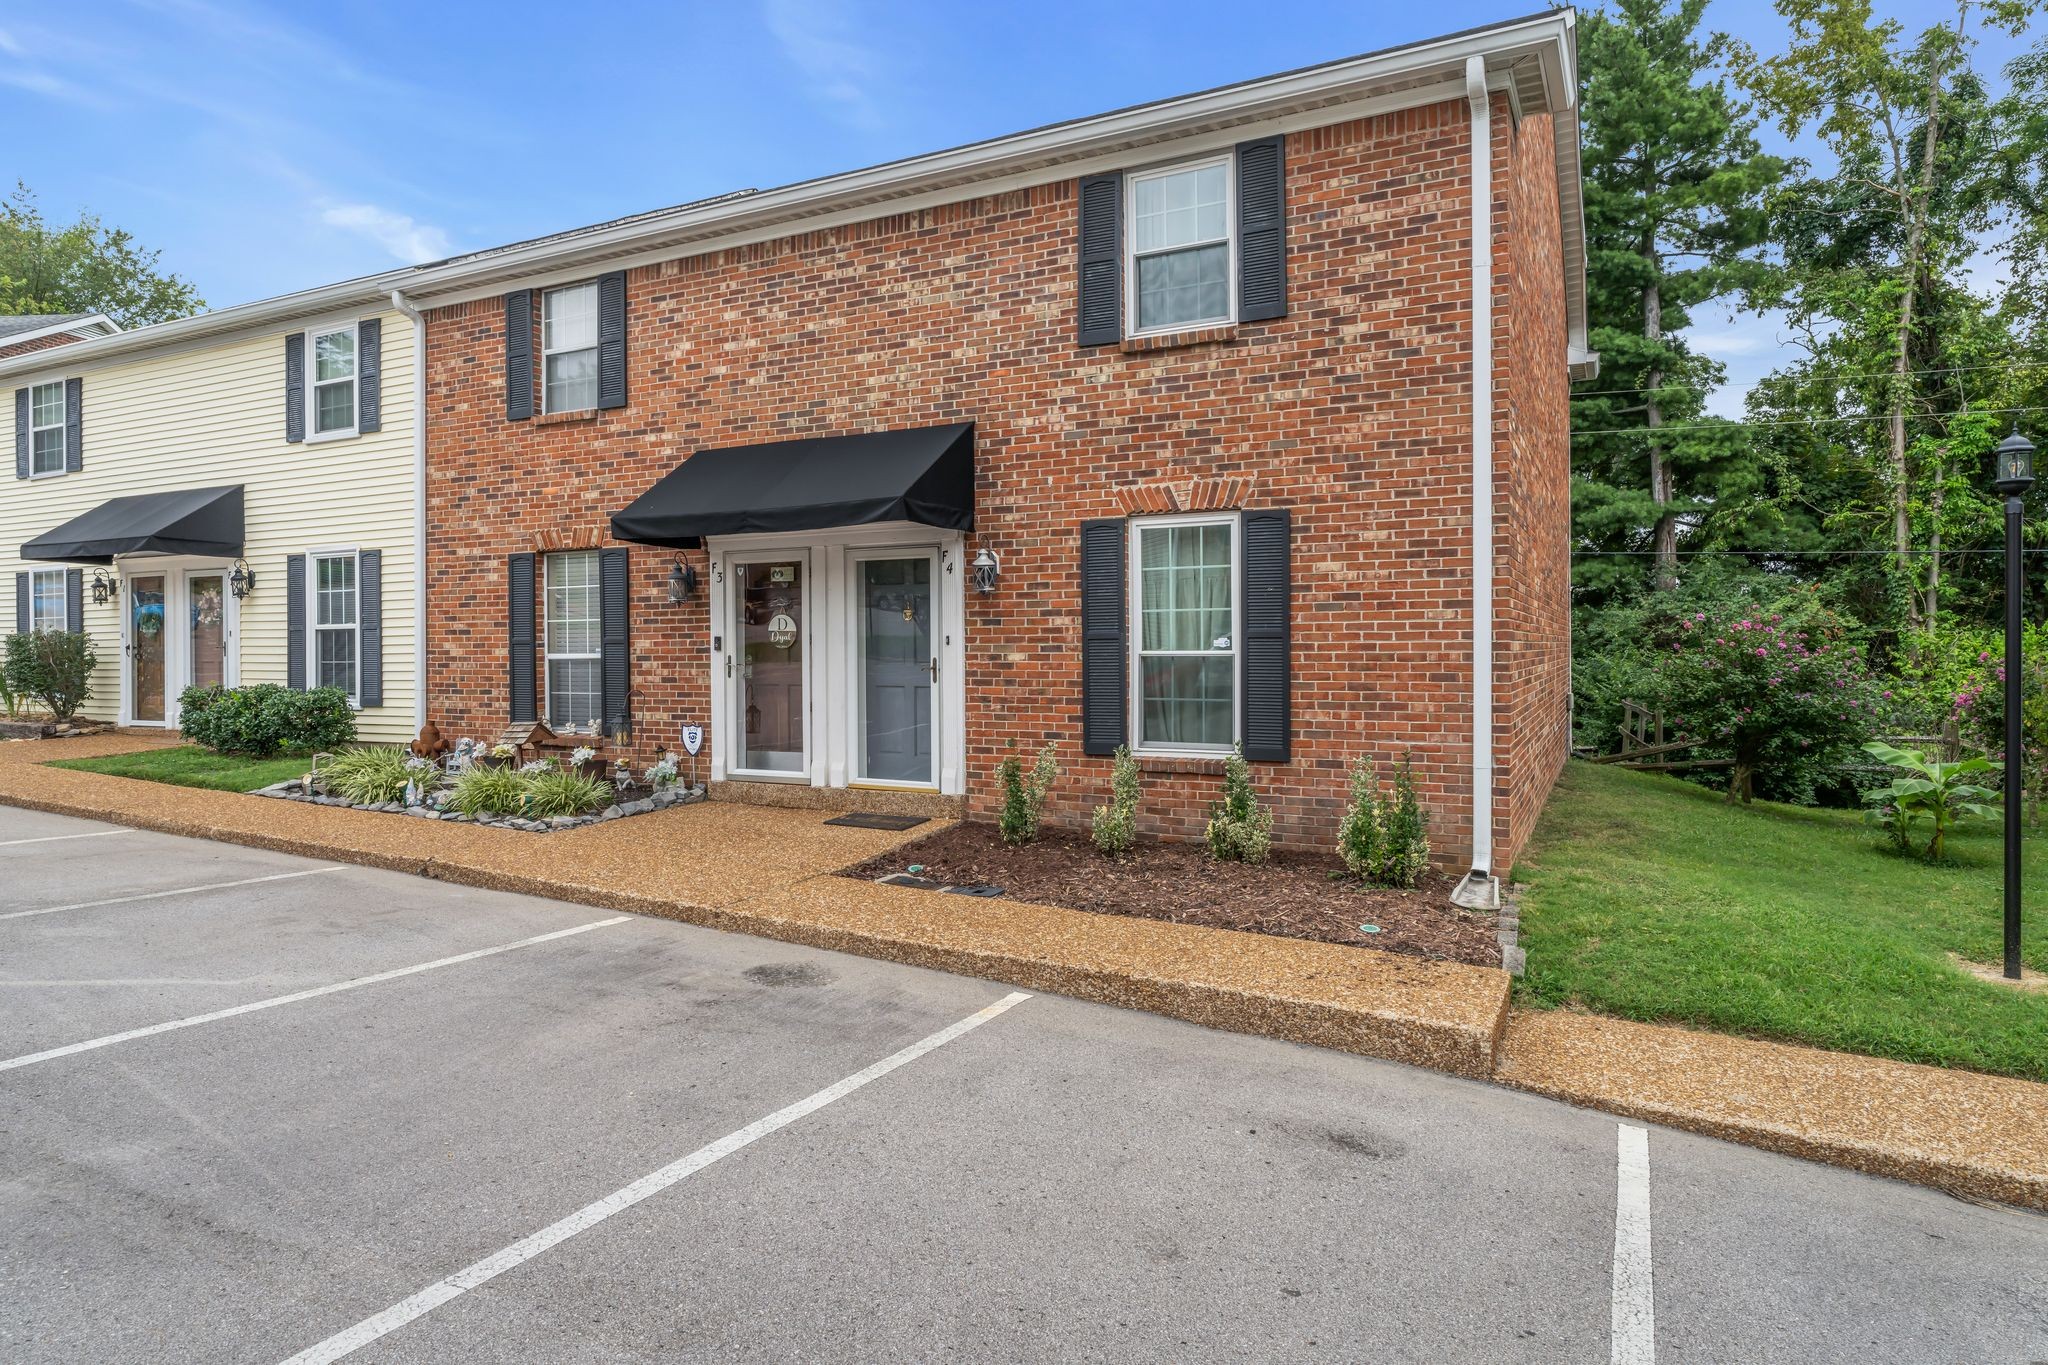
[1947, 624, 2047, 825]
[1650, 605, 1884, 804]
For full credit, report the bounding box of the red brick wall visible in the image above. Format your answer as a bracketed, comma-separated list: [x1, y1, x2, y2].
[0, 330, 89, 361]
[420, 97, 1570, 863]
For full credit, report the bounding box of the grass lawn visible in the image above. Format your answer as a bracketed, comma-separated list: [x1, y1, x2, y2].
[47, 747, 310, 794]
[1516, 760, 2048, 1082]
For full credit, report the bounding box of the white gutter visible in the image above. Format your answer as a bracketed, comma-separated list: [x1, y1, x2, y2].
[391, 289, 428, 733]
[1454, 53, 1500, 912]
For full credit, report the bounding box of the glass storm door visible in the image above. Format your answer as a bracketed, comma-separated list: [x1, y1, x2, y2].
[856, 554, 936, 785]
[734, 558, 806, 774]
[129, 574, 167, 723]
[187, 572, 227, 692]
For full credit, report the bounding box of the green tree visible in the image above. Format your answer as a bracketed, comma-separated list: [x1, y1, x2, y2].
[0, 183, 203, 327]
[1572, 0, 1786, 596]
[1731, 0, 2040, 626]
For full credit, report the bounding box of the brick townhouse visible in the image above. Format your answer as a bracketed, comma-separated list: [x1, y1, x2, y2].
[396, 9, 1591, 891]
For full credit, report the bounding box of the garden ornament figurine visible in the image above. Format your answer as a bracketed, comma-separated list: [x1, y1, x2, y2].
[410, 720, 453, 760]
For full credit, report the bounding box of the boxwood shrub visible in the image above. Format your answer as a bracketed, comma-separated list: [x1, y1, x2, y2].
[177, 684, 356, 757]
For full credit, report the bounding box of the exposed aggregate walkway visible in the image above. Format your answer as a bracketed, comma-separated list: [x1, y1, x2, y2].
[5, 733, 2044, 1209]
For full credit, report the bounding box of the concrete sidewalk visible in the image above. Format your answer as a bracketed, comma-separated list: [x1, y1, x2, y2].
[5, 733, 2045, 1209]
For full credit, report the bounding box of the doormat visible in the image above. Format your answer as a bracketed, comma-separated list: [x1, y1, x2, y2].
[824, 813, 930, 831]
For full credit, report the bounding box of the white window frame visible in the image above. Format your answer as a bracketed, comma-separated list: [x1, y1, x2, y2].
[27, 379, 67, 478]
[307, 547, 361, 707]
[543, 549, 603, 733]
[1124, 153, 1238, 338]
[1128, 513, 1241, 756]
[305, 321, 359, 442]
[540, 281, 601, 415]
[28, 567, 67, 633]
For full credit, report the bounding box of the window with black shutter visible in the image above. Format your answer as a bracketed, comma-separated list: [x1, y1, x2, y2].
[1079, 519, 1128, 754]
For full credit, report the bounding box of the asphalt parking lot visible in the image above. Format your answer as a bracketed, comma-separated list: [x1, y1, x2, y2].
[3, 807, 2045, 1363]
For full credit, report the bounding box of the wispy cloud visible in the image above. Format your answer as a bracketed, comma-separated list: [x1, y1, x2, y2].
[0, 28, 24, 56]
[320, 203, 452, 263]
[762, 0, 887, 130]
[0, 66, 113, 108]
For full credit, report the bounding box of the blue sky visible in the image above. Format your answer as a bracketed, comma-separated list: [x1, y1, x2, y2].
[1, 1, 2034, 413]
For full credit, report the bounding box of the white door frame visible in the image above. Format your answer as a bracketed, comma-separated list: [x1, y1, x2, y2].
[847, 545, 942, 790]
[707, 522, 965, 796]
[117, 555, 240, 728]
[720, 546, 816, 784]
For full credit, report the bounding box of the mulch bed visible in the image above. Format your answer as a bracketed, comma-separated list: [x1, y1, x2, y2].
[842, 822, 1500, 967]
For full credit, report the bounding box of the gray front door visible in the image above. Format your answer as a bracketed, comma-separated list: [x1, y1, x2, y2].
[856, 553, 935, 785]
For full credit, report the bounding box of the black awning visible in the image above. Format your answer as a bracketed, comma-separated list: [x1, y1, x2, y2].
[610, 422, 974, 549]
[22, 485, 244, 564]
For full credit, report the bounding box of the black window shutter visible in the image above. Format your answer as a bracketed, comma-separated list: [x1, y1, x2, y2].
[12, 389, 25, 480]
[599, 547, 630, 735]
[505, 290, 534, 422]
[1239, 509, 1292, 761]
[1079, 518, 1128, 755]
[13, 572, 26, 634]
[508, 552, 537, 723]
[64, 569, 82, 634]
[63, 379, 82, 473]
[1077, 172, 1123, 347]
[597, 271, 627, 410]
[357, 318, 382, 434]
[284, 334, 305, 443]
[1236, 136, 1288, 323]
[358, 549, 383, 708]
[285, 555, 307, 690]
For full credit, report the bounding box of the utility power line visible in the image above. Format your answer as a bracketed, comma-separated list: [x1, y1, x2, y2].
[1570, 359, 2048, 400]
[1571, 404, 2048, 438]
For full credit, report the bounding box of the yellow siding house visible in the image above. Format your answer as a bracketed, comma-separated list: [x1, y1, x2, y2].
[2, 277, 425, 744]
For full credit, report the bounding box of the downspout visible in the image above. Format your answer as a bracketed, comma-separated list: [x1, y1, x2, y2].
[391, 289, 428, 734]
[1452, 54, 1500, 912]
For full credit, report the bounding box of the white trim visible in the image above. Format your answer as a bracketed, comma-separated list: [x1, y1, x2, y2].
[540, 548, 603, 733]
[305, 320, 361, 442]
[1123, 151, 1238, 339]
[708, 523, 964, 796]
[108, 556, 240, 728]
[27, 567, 66, 634]
[26, 378, 67, 478]
[538, 280, 601, 416]
[307, 546, 362, 707]
[847, 546, 942, 790]
[1465, 54, 1496, 883]
[0, 313, 118, 350]
[1128, 512, 1241, 757]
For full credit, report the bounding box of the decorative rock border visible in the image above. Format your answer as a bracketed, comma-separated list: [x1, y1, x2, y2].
[253, 776, 706, 832]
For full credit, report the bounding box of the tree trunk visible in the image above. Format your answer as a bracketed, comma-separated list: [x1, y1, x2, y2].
[1892, 54, 1947, 628]
[1726, 743, 1758, 805]
[1923, 446, 1945, 627]
[1643, 278, 1677, 590]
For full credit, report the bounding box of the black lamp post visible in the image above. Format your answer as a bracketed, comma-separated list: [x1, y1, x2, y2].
[1993, 427, 2035, 980]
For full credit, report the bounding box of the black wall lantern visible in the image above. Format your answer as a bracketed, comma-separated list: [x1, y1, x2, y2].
[228, 559, 256, 600]
[971, 547, 1000, 595]
[667, 555, 699, 604]
[90, 569, 118, 606]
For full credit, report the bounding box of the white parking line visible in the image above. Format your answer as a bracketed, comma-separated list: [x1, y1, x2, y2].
[0, 829, 139, 848]
[1612, 1123, 1655, 1365]
[0, 915, 633, 1073]
[279, 990, 1034, 1365]
[0, 867, 346, 922]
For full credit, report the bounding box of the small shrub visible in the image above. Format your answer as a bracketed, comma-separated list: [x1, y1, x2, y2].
[997, 740, 1059, 846]
[323, 746, 413, 805]
[448, 765, 529, 817]
[3, 630, 96, 723]
[1337, 754, 1431, 887]
[177, 684, 355, 756]
[1091, 745, 1141, 855]
[520, 768, 613, 819]
[1204, 746, 1272, 864]
[1860, 741, 2002, 863]
[1337, 759, 1384, 878]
